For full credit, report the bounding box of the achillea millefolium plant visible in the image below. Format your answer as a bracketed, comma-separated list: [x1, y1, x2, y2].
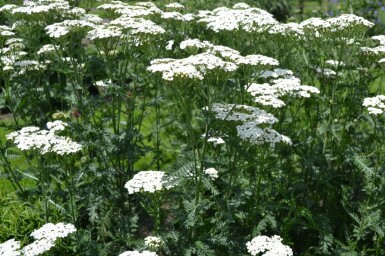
[0, 0, 384, 255]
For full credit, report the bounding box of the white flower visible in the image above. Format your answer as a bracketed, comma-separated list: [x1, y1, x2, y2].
[165, 40, 174, 50]
[372, 35, 385, 45]
[6, 123, 82, 155]
[210, 103, 278, 124]
[165, 2, 185, 10]
[246, 235, 293, 256]
[21, 223, 76, 256]
[325, 59, 345, 67]
[254, 95, 286, 108]
[144, 236, 164, 250]
[37, 44, 56, 55]
[198, 6, 277, 33]
[203, 168, 219, 180]
[236, 123, 292, 146]
[313, 66, 336, 78]
[360, 46, 385, 55]
[30, 223, 76, 240]
[148, 53, 237, 81]
[110, 17, 165, 35]
[207, 137, 225, 145]
[0, 4, 17, 12]
[268, 23, 303, 37]
[95, 79, 116, 88]
[233, 3, 250, 9]
[86, 25, 122, 41]
[234, 54, 279, 66]
[0, 239, 20, 256]
[161, 11, 185, 21]
[363, 95, 385, 115]
[327, 14, 374, 31]
[46, 120, 68, 133]
[119, 251, 158, 256]
[21, 239, 55, 256]
[259, 68, 293, 79]
[125, 171, 173, 194]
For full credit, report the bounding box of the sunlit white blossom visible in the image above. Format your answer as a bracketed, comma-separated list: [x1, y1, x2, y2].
[165, 2, 185, 10]
[119, 251, 158, 256]
[198, 6, 277, 33]
[6, 123, 82, 155]
[110, 17, 165, 35]
[0, 239, 20, 256]
[204, 168, 219, 180]
[86, 25, 122, 41]
[166, 40, 174, 50]
[148, 53, 237, 81]
[234, 54, 279, 66]
[161, 11, 185, 21]
[246, 235, 293, 256]
[210, 103, 278, 124]
[144, 236, 164, 251]
[21, 223, 76, 256]
[30, 223, 76, 241]
[259, 68, 294, 79]
[372, 35, 385, 45]
[125, 171, 173, 194]
[236, 123, 292, 146]
[363, 95, 385, 115]
[46, 120, 68, 133]
[37, 44, 56, 55]
[207, 137, 225, 145]
[21, 239, 55, 256]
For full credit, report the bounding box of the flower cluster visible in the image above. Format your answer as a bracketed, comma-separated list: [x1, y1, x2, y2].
[6, 122, 82, 155]
[45, 17, 102, 38]
[165, 2, 185, 10]
[0, 223, 76, 256]
[208, 103, 291, 147]
[0, 239, 20, 256]
[86, 24, 122, 41]
[300, 14, 373, 34]
[363, 95, 385, 115]
[125, 171, 173, 194]
[247, 76, 320, 108]
[246, 235, 293, 256]
[98, 1, 162, 18]
[197, 4, 277, 33]
[203, 168, 219, 180]
[119, 251, 158, 256]
[207, 137, 225, 145]
[110, 17, 165, 36]
[144, 236, 164, 251]
[147, 53, 237, 81]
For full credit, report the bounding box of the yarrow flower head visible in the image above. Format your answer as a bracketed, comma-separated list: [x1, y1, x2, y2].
[30, 223, 77, 241]
[21, 223, 76, 256]
[125, 171, 173, 194]
[165, 2, 185, 10]
[203, 168, 219, 180]
[246, 235, 293, 256]
[198, 6, 277, 33]
[147, 53, 237, 81]
[6, 122, 82, 155]
[119, 250, 158, 256]
[207, 136, 225, 145]
[0, 239, 20, 256]
[144, 236, 164, 251]
[363, 95, 385, 115]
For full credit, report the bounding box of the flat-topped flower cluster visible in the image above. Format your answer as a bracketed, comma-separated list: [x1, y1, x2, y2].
[0, 223, 76, 256]
[125, 171, 173, 194]
[6, 121, 82, 155]
[246, 235, 293, 256]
